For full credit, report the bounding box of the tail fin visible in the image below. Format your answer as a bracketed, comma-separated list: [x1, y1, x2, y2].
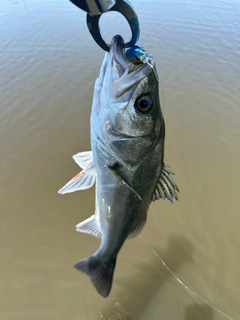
[74, 255, 116, 298]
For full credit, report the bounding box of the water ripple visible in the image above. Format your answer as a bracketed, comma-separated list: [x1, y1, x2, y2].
[98, 299, 132, 320]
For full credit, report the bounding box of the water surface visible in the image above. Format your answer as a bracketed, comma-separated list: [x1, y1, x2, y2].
[1, 0, 240, 319]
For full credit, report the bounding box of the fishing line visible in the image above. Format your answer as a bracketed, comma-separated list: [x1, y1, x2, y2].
[139, 235, 234, 320]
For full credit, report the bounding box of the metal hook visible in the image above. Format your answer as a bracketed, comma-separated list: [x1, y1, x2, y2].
[86, 0, 140, 51]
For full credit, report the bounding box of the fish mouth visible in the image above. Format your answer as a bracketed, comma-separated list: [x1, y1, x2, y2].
[105, 35, 152, 99]
[110, 35, 127, 78]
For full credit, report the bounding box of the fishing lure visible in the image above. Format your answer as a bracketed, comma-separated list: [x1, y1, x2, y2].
[125, 45, 159, 81]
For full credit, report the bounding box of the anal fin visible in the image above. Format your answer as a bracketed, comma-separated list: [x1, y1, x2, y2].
[152, 163, 179, 203]
[76, 215, 101, 238]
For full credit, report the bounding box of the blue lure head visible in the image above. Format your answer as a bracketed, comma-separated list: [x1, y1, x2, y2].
[125, 45, 158, 81]
[125, 45, 153, 64]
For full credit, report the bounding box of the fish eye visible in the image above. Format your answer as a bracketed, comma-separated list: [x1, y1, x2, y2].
[135, 96, 153, 114]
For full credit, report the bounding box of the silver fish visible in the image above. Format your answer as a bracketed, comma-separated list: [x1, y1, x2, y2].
[58, 35, 179, 297]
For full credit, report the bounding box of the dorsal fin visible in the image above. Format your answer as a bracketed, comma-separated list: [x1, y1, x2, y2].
[152, 163, 179, 203]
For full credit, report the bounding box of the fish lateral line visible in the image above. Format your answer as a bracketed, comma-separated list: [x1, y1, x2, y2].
[107, 162, 142, 201]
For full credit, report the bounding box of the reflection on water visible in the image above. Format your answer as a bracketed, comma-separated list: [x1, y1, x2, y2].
[113, 235, 193, 319]
[98, 299, 132, 320]
[1, 0, 240, 319]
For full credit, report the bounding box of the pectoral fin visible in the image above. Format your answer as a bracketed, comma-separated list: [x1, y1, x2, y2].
[58, 151, 96, 194]
[152, 163, 179, 203]
[76, 215, 101, 238]
[73, 151, 93, 170]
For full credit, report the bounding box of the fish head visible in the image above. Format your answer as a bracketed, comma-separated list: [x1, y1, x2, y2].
[92, 35, 164, 166]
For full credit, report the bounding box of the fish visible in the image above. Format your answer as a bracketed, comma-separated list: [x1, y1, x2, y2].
[58, 35, 179, 298]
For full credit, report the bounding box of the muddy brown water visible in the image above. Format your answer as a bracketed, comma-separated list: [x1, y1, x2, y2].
[1, 0, 240, 319]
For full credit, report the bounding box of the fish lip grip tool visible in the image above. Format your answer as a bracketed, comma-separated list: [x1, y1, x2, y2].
[69, 0, 118, 14]
[69, 0, 140, 51]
